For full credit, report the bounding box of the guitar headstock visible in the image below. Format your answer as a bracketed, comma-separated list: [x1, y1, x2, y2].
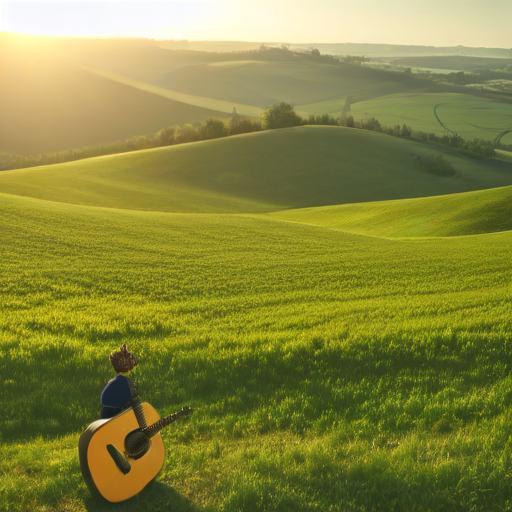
[179, 406, 193, 417]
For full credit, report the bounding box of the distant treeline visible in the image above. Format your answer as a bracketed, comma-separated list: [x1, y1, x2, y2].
[303, 107, 496, 159]
[0, 103, 498, 171]
[0, 116, 262, 171]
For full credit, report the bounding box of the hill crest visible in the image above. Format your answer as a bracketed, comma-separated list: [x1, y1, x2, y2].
[0, 126, 511, 214]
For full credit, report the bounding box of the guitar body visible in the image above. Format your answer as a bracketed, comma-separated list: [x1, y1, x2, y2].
[79, 402, 165, 503]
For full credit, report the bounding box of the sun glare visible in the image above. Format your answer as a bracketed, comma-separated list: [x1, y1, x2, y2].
[0, 0, 510, 47]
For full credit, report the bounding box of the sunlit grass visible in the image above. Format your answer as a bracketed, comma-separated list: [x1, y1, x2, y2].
[268, 184, 512, 238]
[1, 191, 511, 511]
[348, 92, 512, 143]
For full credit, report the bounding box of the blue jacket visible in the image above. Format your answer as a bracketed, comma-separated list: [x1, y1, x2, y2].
[100, 374, 133, 419]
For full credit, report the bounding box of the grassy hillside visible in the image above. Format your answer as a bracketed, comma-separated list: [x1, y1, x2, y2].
[348, 92, 512, 143]
[1, 127, 512, 213]
[0, 59, 228, 156]
[496, 149, 512, 163]
[1, 192, 510, 511]
[1, 33, 432, 155]
[84, 66, 262, 118]
[0, 35, 228, 155]
[154, 59, 424, 110]
[269, 185, 512, 238]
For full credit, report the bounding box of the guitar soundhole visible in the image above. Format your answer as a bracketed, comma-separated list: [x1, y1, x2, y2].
[124, 429, 151, 460]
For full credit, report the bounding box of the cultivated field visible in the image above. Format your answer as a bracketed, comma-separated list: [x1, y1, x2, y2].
[348, 92, 512, 143]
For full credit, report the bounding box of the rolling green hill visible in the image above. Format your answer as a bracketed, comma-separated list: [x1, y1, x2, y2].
[268, 184, 512, 238]
[154, 59, 425, 111]
[0, 33, 233, 156]
[0, 53, 228, 156]
[348, 92, 512, 143]
[1, 34, 434, 155]
[1, 191, 510, 511]
[1, 127, 511, 213]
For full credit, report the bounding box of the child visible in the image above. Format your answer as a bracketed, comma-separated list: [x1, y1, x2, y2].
[100, 344, 138, 419]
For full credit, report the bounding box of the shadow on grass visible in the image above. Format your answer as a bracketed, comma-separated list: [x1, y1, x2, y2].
[84, 480, 200, 512]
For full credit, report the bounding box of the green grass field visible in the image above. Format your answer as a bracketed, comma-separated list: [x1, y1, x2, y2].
[347, 92, 512, 143]
[1, 127, 512, 214]
[497, 149, 512, 163]
[1, 188, 511, 511]
[268, 184, 512, 238]
[2, 36, 512, 510]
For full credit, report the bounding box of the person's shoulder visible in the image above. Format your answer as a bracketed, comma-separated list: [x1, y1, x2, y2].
[115, 374, 134, 387]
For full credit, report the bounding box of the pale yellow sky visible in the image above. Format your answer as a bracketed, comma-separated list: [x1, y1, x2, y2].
[1, 0, 511, 48]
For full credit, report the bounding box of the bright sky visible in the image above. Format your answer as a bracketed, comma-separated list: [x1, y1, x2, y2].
[1, 0, 511, 48]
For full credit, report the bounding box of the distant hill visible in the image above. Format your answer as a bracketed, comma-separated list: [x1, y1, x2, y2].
[0, 34, 232, 155]
[268, 184, 512, 238]
[0, 126, 511, 213]
[152, 59, 425, 110]
[0, 33, 431, 155]
[288, 43, 512, 59]
[392, 55, 512, 72]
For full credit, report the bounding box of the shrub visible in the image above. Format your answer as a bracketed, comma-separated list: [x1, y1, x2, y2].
[415, 154, 459, 177]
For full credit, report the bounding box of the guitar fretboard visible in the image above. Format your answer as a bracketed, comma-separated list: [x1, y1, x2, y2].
[142, 407, 193, 439]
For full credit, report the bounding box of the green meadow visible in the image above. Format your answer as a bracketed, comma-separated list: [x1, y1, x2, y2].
[2, 32, 512, 511]
[1, 121, 512, 511]
[1, 190, 511, 512]
[1, 127, 512, 213]
[268, 184, 512, 238]
[347, 92, 512, 143]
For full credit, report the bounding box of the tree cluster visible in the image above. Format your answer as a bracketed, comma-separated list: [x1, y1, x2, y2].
[0, 103, 499, 172]
[415, 154, 459, 177]
[0, 116, 262, 171]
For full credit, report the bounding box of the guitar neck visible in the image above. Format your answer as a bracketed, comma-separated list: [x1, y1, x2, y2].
[142, 407, 192, 439]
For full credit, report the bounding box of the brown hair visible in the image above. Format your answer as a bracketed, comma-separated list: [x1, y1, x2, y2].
[110, 344, 137, 374]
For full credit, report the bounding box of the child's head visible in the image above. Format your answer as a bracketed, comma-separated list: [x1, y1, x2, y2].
[110, 344, 137, 374]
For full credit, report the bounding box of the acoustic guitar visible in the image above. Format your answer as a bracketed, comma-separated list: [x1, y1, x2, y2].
[79, 403, 192, 502]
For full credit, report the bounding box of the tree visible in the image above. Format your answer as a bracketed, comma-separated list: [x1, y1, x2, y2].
[361, 117, 382, 132]
[260, 103, 303, 129]
[450, 134, 462, 148]
[173, 124, 196, 144]
[400, 124, 412, 138]
[197, 118, 227, 140]
[155, 127, 176, 146]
